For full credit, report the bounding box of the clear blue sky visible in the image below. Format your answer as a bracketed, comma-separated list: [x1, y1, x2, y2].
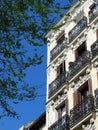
[0, 0, 76, 129]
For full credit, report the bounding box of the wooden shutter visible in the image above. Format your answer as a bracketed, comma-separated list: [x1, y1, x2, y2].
[63, 61, 65, 72]
[57, 66, 60, 77]
[73, 91, 78, 107]
[65, 98, 68, 115]
[56, 31, 64, 41]
[58, 108, 61, 119]
[88, 78, 92, 95]
[57, 61, 65, 76]
[78, 91, 82, 103]
[75, 50, 79, 60]
[96, 29, 98, 39]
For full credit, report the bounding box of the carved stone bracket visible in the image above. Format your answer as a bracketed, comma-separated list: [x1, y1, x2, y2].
[82, 118, 95, 130]
[93, 61, 98, 68]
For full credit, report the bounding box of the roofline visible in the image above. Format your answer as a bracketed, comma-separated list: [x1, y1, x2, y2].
[45, 0, 80, 38]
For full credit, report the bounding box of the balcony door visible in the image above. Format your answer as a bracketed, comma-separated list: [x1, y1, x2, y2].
[57, 99, 68, 119]
[73, 79, 92, 118]
[75, 42, 86, 60]
[73, 79, 92, 107]
[57, 61, 65, 77]
[58, 104, 66, 119]
[78, 82, 88, 102]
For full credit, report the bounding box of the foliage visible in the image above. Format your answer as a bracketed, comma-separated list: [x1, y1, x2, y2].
[0, 0, 74, 117]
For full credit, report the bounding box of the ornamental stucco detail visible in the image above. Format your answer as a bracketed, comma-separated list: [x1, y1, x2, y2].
[69, 72, 90, 89]
[82, 118, 96, 130]
[69, 35, 87, 51]
[54, 89, 68, 108]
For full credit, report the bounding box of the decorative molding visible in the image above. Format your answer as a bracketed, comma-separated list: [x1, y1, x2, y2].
[70, 35, 87, 51]
[51, 53, 67, 69]
[54, 89, 68, 108]
[89, 22, 98, 33]
[70, 0, 93, 20]
[82, 118, 95, 130]
[69, 81, 75, 88]
[47, 100, 54, 111]
[69, 72, 90, 89]
[93, 61, 98, 68]
[96, 111, 98, 116]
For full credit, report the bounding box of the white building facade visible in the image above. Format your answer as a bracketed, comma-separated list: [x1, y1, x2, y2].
[46, 0, 98, 130]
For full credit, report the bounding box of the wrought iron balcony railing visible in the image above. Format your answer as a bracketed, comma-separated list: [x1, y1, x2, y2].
[50, 37, 66, 61]
[70, 95, 95, 128]
[69, 16, 87, 43]
[89, 3, 98, 23]
[95, 88, 98, 109]
[48, 114, 70, 130]
[68, 51, 91, 80]
[48, 72, 67, 98]
[91, 40, 98, 59]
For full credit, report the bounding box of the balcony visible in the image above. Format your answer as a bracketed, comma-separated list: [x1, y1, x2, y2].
[50, 37, 66, 61]
[68, 51, 91, 80]
[70, 95, 95, 127]
[91, 40, 98, 59]
[48, 115, 70, 130]
[69, 16, 87, 43]
[89, 3, 98, 23]
[95, 88, 98, 109]
[48, 72, 67, 98]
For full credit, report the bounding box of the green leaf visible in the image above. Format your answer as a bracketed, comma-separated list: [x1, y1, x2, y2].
[69, 0, 73, 3]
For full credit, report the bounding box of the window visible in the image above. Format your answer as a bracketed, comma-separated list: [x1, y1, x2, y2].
[57, 34, 65, 45]
[75, 42, 86, 60]
[56, 31, 65, 45]
[57, 99, 68, 119]
[61, 104, 66, 116]
[78, 82, 89, 103]
[73, 79, 92, 106]
[89, 3, 96, 10]
[57, 61, 65, 77]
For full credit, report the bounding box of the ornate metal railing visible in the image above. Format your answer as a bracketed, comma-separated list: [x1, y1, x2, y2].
[48, 72, 67, 98]
[68, 51, 91, 80]
[69, 16, 87, 43]
[95, 88, 98, 109]
[50, 37, 66, 61]
[91, 40, 98, 59]
[89, 3, 98, 23]
[70, 95, 95, 127]
[48, 114, 70, 130]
